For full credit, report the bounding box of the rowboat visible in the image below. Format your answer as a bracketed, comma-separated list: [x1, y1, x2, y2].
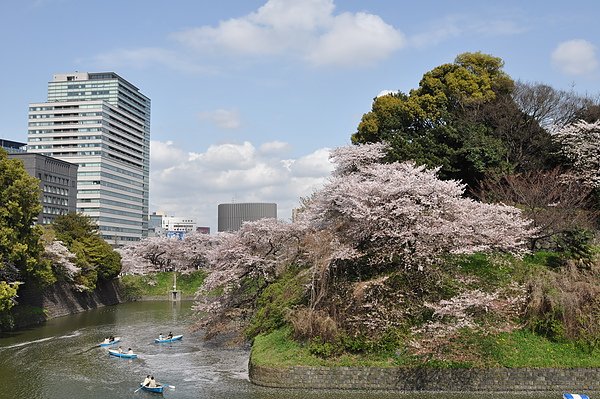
[154, 334, 183, 343]
[563, 394, 589, 399]
[108, 349, 138, 359]
[140, 384, 164, 393]
[99, 337, 121, 347]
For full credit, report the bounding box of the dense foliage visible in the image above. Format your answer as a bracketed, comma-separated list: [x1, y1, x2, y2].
[49, 213, 122, 291]
[350, 52, 586, 191]
[0, 149, 53, 312]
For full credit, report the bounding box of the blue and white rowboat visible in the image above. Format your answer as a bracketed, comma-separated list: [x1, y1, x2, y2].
[108, 349, 138, 359]
[140, 384, 164, 393]
[563, 394, 590, 399]
[99, 337, 121, 347]
[155, 334, 183, 343]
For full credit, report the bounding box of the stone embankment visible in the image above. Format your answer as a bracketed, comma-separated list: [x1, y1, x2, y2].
[14, 279, 123, 326]
[249, 362, 600, 392]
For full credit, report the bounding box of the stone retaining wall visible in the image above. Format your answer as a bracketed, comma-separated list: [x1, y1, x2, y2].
[16, 279, 123, 320]
[249, 363, 600, 392]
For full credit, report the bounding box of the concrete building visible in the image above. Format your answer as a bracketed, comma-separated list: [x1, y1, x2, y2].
[217, 202, 277, 232]
[148, 211, 198, 238]
[3, 139, 78, 225]
[27, 72, 150, 245]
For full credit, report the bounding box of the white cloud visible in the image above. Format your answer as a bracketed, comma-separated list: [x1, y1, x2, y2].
[409, 14, 526, 48]
[198, 108, 241, 129]
[259, 141, 292, 155]
[552, 39, 599, 76]
[149, 140, 333, 232]
[92, 47, 211, 74]
[171, 0, 404, 67]
[150, 140, 187, 170]
[305, 12, 404, 67]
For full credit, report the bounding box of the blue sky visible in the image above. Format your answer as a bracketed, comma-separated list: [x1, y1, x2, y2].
[1, 0, 600, 232]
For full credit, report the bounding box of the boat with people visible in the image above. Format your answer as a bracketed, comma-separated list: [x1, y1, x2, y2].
[154, 334, 183, 343]
[98, 337, 121, 346]
[139, 383, 164, 393]
[108, 349, 138, 359]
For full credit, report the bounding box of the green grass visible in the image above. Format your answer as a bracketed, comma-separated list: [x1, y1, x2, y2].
[120, 270, 206, 298]
[251, 327, 600, 369]
[251, 327, 407, 368]
[479, 329, 600, 368]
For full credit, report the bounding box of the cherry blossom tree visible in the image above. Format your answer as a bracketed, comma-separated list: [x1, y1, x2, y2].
[194, 219, 306, 336]
[44, 240, 80, 280]
[552, 120, 600, 188]
[299, 143, 533, 272]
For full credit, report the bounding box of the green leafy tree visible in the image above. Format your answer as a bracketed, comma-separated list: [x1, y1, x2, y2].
[352, 52, 556, 189]
[0, 149, 53, 289]
[52, 212, 98, 246]
[0, 281, 19, 312]
[52, 213, 121, 290]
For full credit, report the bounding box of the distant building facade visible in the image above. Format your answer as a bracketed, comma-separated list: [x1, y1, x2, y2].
[217, 202, 277, 232]
[2, 139, 78, 224]
[148, 211, 197, 238]
[26, 72, 150, 245]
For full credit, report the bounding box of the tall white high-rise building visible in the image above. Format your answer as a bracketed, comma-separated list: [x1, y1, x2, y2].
[27, 72, 150, 245]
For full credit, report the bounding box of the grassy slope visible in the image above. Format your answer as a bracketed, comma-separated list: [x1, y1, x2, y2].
[252, 327, 600, 368]
[120, 271, 206, 299]
[250, 251, 600, 368]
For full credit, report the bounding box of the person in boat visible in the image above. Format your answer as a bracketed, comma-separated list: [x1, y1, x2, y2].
[109, 335, 115, 342]
[118, 346, 124, 353]
[102, 337, 110, 344]
[127, 348, 134, 354]
[148, 376, 160, 388]
[142, 375, 151, 387]
[158, 333, 163, 340]
[167, 332, 173, 339]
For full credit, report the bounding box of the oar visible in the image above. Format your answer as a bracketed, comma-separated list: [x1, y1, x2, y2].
[134, 385, 144, 393]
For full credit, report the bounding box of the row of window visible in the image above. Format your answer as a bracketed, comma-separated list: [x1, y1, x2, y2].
[78, 189, 142, 203]
[29, 112, 103, 119]
[29, 103, 102, 112]
[77, 180, 144, 196]
[29, 120, 102, 126]
[43, 184, 68, 196]
[79, 198, 143, 211]
[44, 174, 69, 186]
[79, 206, 141, 219]
[77, 171, 143, 188]
[43, 206, 68, 216]
[43, 195, 68, 206]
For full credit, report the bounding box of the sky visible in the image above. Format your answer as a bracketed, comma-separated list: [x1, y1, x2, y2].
[1, 0, 600, 233]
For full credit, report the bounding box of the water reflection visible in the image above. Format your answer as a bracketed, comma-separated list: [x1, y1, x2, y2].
[0, 301, 561, 399]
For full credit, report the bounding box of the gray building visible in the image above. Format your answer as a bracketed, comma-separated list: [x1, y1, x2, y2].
[2, 139, 78, 224]
[217, 202, 277, 232]
[27, 72, 150, 245]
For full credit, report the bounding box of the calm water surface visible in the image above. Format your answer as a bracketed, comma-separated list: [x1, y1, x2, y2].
[0, 301, 560, 399]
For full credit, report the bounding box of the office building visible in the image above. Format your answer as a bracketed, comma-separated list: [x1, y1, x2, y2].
[27, 72, 150, 245]
[148, 211, 197, 238]
[3, 139, 78, 224]
[217, 202, 277, 232]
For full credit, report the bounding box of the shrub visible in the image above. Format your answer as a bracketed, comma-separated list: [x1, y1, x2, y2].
[287, 307, 339, 343]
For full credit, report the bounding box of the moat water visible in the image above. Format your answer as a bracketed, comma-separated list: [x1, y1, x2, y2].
[0, 301, 564, 399]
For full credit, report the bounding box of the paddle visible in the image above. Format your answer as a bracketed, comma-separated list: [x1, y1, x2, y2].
[134, 385, 144, 393]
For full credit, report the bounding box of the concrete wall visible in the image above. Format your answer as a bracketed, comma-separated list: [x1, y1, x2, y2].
[249, 363, 600, 392]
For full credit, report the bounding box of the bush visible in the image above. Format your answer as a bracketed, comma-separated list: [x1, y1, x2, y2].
[245, 270, 307, 339]
[287, 307, 338, 343]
